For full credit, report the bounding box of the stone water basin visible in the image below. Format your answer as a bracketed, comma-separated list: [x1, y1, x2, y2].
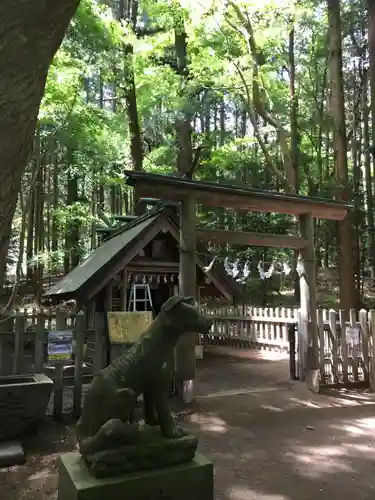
[0, 373, 53, 441]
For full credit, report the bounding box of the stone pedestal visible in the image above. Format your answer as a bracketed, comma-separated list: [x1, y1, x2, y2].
[58, 451, 214, 500]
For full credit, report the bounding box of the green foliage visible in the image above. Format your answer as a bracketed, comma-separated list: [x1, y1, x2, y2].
[9, 0, 371, 305]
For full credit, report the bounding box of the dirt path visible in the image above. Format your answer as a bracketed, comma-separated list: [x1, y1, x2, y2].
[186, 385, 375, 499]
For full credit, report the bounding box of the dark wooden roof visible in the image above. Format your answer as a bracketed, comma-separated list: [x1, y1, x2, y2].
[125, 171, 351, 221]
[44, 204, 243, 301]
[44, 210, 163, 299]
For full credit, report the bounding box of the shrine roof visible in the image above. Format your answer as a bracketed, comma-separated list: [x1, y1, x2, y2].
[44, 204, 242, 302]
[44, 210, 162, 299]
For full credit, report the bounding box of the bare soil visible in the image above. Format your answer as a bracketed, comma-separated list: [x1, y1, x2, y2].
[2, 346, 375, 499]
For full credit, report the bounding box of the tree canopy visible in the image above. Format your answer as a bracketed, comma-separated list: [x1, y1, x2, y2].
[1, 0, 375, 309]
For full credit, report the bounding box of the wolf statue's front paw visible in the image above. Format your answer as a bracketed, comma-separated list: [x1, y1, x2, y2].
[162, 425, 188, 439]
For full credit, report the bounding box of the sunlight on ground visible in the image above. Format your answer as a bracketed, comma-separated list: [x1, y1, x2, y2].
[259, 393, 375, 413]
[220, 349, 289, 362]
[331, 416, 375, 436]
[28, 469, 51, 481]
[228, 486, 289, 500]
[261, 405, 285, 412]
[285, 444, 354, 478]
[284, 417, 375, 479]
[189, 412, 228, 433]
[254, 351, 289, 361]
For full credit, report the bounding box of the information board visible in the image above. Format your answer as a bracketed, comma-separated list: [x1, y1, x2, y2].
[47, 329, 74, 362]
[345, 326, 360, 346]
[107, 311, 153, 344]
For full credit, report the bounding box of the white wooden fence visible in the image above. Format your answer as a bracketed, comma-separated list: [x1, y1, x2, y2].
[202, 305, 375, 386]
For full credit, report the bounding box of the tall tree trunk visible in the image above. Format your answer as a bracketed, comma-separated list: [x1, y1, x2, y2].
[289, 26, 301, 302]
[368, 0, 375, 224]
[175, 28, 193, 177]
[64, 159, 80, 273]
[51, 149, 59, 270]
[219, 96, 226, 146]
[36, 162, 45, 300]
[26, 168, 36, 282]
[289, 27, 299, 193]
[33, 125, 43, 297]
[118, 0, 143, 214]
[0, 0, 80, 292]
[123, 43, 143, 174]
[363, 70, 375, 276]
[351, 66, 361, 290]
[327, 0, 358, 309]
[173, 12, 196, 400]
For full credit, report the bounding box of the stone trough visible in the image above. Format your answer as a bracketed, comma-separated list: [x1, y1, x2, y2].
[0, 373, 53, 440]
[0, 373, 53, 467]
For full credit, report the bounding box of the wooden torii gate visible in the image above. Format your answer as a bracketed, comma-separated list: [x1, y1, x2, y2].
[125, 171, 350, 400]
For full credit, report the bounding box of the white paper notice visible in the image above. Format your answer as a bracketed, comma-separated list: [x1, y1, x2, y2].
[345, 327, 360, 345]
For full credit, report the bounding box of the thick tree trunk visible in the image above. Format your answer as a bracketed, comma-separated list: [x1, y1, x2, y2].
[289, 26, 301, 302]
[363, 70, 375, 277]
[327, 0, 358, 309]
[117, 0, 143, 215]
[0, 0, 80, 288]
[173, 17, 196, 401]
[64, 170, 80, 272]
[51, 152, 59, 270]
[368, 0, 375, 243]
[124, 44, 143, 174]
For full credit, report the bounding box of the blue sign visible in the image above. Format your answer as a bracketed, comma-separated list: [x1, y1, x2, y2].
[47, 329, 73, 362]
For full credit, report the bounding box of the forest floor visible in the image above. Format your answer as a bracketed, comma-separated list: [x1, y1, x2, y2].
[1, 347, 375, 499]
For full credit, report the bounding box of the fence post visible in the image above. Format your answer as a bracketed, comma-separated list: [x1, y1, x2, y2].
[317, 309, 325, 383]
[94, 312, 106, 372]
[369, 310, 375, 391]
[349, 309, 358, 381]
[299, 212, 318, 392]
[0, 315, 14, 375]
[53, 309, 67, 420]
[328, 309, 339, 384]
[13, 311, 25, 375]
[297, 307, 308, 381]
[295, 310, 302, 379]
[34, 310, 45, 373]
[339, 310, 349, 385]
[359, 309, 369, 383]
[73, 312, 85, 419]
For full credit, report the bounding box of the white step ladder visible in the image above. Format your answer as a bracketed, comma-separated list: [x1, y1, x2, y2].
[128, 283, 153, 312]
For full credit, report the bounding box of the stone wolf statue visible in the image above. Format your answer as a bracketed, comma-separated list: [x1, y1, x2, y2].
[76, 296, 211, 456]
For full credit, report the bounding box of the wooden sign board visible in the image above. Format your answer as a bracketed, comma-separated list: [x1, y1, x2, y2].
[107, 311, 153, 344]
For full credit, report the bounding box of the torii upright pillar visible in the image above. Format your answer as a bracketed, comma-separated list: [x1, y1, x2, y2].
[298, 212, 319, 391]
[175, 196, 197, 402]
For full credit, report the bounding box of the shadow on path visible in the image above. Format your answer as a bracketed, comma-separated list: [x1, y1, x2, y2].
[183, 387, 375, 499]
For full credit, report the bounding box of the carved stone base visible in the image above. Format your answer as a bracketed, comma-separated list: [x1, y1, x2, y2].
[81, 425, 198, 478]
[58, 451, 214, 500]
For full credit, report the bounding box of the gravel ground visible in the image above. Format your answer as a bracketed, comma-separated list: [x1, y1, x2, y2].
[2, 346, 375, 499]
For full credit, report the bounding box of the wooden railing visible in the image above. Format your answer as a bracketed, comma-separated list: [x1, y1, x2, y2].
[201, 305, 297, 350]
[1, 305, 374, 420]
[201, 305, 375, 386]
[0, 309, 107, 419]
